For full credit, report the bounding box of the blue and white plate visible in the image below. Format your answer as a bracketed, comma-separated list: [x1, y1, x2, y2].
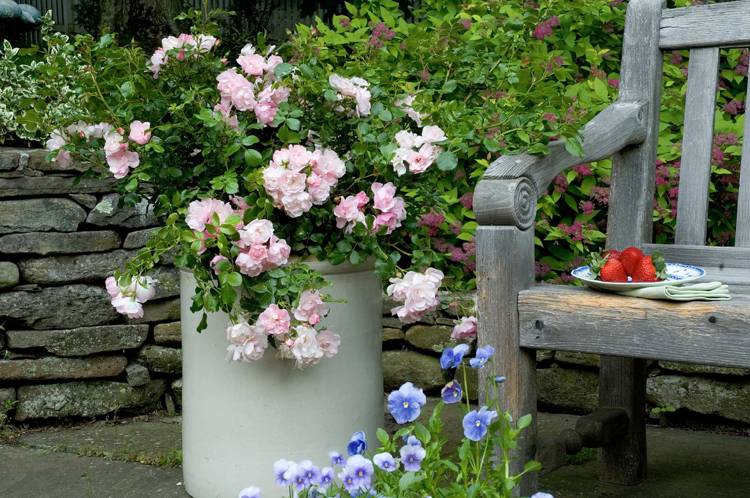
[571, 262, 705, 291]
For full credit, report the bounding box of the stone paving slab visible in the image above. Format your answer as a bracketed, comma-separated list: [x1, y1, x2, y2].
[2, 410, 750, 497]
[0, 444, 187, 498]
[18, 415, 182, 466]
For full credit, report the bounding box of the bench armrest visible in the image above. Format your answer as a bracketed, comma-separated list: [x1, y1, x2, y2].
[474, 100, 648, 228]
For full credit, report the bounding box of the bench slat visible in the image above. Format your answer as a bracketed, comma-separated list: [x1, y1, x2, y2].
[660, 1, 750, 49]
[737, 73, 750, 247]
[675, 47, 719, 245]
[519, 286, 750, 368]
[643, 243, 750, 269]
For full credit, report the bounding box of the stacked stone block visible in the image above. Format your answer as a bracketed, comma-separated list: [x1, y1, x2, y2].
[2, 147, 750, 429]
[0, 147, 182, 422]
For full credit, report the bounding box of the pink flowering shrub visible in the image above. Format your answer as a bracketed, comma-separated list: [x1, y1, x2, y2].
[48, 9, 463, 369]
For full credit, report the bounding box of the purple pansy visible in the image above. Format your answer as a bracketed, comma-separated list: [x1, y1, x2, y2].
[329, 450, 345, 466]
[347, 431, 368, 456]
[387, 382, 427, 424]
[373, 452, 398, 472]
[463, 406, 498, 441]
[273, 459, 295, 486]
[399, 443, 426, 472]
[441, 380, 463, 404]
[238, 487, 261, 498]
[440, 343, 470, 370]
[318, 466, 335, 489]
[469, 345, 495, 369]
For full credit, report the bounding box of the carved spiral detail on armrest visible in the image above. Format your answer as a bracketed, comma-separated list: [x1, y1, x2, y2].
[512, 177, 536, 229]
[475, 177, 538, 229]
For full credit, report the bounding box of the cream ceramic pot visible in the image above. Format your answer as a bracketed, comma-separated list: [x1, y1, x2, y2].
[180, 261, 384, 498]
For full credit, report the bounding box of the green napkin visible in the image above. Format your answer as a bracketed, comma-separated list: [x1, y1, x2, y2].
[616, 281, 731, 301]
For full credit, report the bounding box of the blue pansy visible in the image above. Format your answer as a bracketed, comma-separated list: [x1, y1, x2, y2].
[440, 343, 470, 370]
[329, 451, 344, 466]
[373, 452, 397, 472]
[347, 431, 368, 456]
[440, 380, 463, 404]
[462, 406, 498, 441]
[238, 486, 261, 498]
[494, 375, 507, 384]
[399, 443, 427, 472]
[387, 382, 427, 424]
[469, 345, 495, 369]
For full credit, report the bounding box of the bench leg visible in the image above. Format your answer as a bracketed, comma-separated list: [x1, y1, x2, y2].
[598, 356, 647, 485]
[477, 226, 536, 496]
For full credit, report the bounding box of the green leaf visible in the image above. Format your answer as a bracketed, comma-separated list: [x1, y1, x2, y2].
[227, 272, 243, 287]
[414, 423, 431, 444]
[273, 62, 294, 79]
[523, 460, 543, 472]
[398, 472, 424, 491]
[517, 413, 533, 430]
[244, 149, 263, 167]
[119, 81, 135, 98]
[286, 118, 301, 131]
[442, 80, 458, 93]
[436, 151, 458, 171]
[376, 428, 390, 446]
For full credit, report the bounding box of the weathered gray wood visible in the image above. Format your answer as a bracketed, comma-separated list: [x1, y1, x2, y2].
[575, 408, 629, 448]
[737, 71, 750, 247]
[518, 286, 750, 368]
[601, 0, 665, 485]
[474, 178, 537, 228]
[660, 1, 750, 49]
[481, 101, 647, 194]
[476, 226, 536, 496]
[598, 356, 647, 484]
[675, 47, 720, 245]
[643, 243, 750, 269]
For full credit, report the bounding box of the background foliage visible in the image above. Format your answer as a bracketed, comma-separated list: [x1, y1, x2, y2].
[0, 0, 744, 287]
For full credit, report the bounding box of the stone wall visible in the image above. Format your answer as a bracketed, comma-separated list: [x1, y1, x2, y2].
[2, 146, 749, 429]
[0, 147, 182, 422]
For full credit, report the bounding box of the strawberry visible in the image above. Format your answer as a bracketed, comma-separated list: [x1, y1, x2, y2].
[631, 256, 658, 282]
[619, 246, 644, 275]
[599, 258, 629, 282]
[603, 249, 621, 261]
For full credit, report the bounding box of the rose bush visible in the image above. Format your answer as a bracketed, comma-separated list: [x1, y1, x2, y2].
[45, 6, 468, 369]
[2, 1, 743, 287]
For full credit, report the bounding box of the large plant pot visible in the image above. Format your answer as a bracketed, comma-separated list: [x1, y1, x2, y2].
[180, 261, 384, 498]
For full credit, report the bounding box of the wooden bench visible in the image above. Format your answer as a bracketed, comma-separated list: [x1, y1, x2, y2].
[474, 0, 750, 494]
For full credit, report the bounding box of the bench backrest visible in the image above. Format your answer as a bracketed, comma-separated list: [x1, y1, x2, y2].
[609, 0, 750, 252]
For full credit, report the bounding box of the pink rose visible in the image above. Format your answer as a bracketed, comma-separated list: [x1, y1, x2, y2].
[451, 316, 477, 341]
[129, 120, 152, 145]
[185, 199, 234, 232]
[312, 148, 346, 183]
[386, 268, 444, 323]
[421, 125, 446, 144]
[317, 329, 341, 358]
[235, 251, 265, 277]
[111, 294, 144, 319]
[104, 131, 139, 179]
[226, 319, 268, 362]
[257, 304, 291, 335]
[291, 325, 324, 368]
[237, 53, 266, 76]
[238, 219, 274, 246]
[294, 290, 329, 325]
[405, 143, 438, 174]
[149, 48, 166, 77]
[280, 190, 313, 218]
[267, 237, 291, 266]
[371, 182, 406, 234]
[334, 192, 369, 233]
